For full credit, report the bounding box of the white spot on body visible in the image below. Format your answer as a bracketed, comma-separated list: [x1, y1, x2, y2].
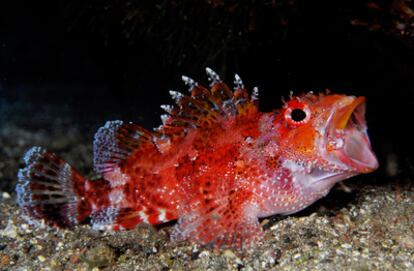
[139, 210, 149, 224]
[105, 167, 130, 188]
[158, 209, 167, 222]
[282, 159, 305, 174]
[109, 189, 124, 205]
[84, 181, 91, 191]
[91, 203, 99, 212]
[328, 134, 344, 150]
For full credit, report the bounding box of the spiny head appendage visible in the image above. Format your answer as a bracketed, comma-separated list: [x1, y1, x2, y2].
[234, 74, 244, 89]
[181, 75, 198, 91]
[205, 67, 221, 85]
[281, 90, 296, 105]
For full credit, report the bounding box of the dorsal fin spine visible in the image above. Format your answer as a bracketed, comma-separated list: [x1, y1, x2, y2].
[160, 114, 170, 125]
[160, 104, 173, 114]
[252, 87, 259, 100]
[234, 74, 244, 90]
[206, 67, 221, 85]
[169, 90, 184, 102]
[182, 75, 198, 91]
[158, 69, 259, 140]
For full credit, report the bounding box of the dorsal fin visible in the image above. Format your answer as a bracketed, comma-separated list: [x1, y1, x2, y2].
[94, 69, 259, 179]
[156, 68, 259, 140]
[93, 120, 156, 180]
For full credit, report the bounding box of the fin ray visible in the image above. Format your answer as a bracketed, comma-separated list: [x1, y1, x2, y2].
[16, 147, 88, 227]
[171, 201, 262, 249]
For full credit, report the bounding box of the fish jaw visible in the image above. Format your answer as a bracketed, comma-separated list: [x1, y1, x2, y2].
[324, 96, 379, 173]
[277, 159, 356, 215]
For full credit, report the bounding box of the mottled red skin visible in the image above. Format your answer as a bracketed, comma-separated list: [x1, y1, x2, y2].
[17, 71, 378, 249]
[108, 113, 262, 227]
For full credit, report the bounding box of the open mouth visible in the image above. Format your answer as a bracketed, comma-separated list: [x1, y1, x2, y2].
[333, 97, 379, 173]
[336, 97, 366, 130]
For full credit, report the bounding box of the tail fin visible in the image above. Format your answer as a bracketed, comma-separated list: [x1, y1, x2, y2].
[16, 147, 90, 227]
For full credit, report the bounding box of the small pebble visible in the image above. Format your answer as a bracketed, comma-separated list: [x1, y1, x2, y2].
[199, 250, 210, 258]
[223, 249, 236, 259]
[56, 242, 64, 250]
[1, 254, 10, 266]
[1, 192, 10, 199]
[0, 220, 18, 239]
[81, 244, 115, 268]
[399, 236, 414, 249]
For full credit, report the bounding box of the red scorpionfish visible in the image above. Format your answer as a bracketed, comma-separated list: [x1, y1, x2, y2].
[16, 68, 379, 249]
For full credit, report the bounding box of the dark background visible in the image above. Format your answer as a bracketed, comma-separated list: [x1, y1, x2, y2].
[1, 0, 414, 181]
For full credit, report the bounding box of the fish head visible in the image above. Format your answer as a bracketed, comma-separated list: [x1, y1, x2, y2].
[273, 92, 378, 196]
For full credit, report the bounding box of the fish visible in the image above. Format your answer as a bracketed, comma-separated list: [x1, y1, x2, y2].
[16, 68, 379, 249]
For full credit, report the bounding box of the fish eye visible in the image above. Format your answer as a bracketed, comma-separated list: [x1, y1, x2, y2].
[291, 108, 307, 122]
[284, 100, 311, 126]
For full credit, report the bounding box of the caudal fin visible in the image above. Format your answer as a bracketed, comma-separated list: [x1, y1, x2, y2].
[16, 147, 90, 227]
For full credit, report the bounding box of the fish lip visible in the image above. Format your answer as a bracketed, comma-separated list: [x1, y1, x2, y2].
[310, 167, 350, 182]
[309, 168, 356, 187]
[327, 97, 379, 173]
[296, 167, 356, 200]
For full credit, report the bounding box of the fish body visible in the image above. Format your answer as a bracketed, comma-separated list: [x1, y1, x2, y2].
[16, 68, 378, 248]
